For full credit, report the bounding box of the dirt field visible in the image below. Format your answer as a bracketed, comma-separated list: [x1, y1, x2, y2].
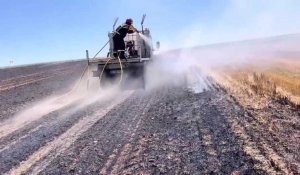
[0, 59, 299, 175]
[0, 61, 86, 122]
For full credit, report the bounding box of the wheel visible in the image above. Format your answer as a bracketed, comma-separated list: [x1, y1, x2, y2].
[99, 70, 114, 88]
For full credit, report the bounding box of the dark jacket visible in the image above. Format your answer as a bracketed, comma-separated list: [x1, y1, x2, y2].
[114, 24, 136, 39]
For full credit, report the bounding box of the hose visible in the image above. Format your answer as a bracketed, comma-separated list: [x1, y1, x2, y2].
[99, 51, 124, 88]
[54, 23, 135, 103]
[99, 58, 112, 87]
[66, 25, 137, 94]
[116, 52, 124, 86]
[54, 64, 88, 101]
[91, 24, 140, 88]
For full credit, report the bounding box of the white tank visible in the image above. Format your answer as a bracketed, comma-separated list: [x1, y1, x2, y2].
[108, 29, 152, 58]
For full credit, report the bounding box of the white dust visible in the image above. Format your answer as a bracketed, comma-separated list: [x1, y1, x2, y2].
[0, 73, 124, 139]
[144, 34, 300, 93]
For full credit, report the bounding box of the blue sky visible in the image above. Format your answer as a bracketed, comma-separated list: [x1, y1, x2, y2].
[1, 0, 300, 67]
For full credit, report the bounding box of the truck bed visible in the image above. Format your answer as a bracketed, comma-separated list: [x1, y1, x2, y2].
[89, 57, 150, 65]
[89, 57, 150, 77]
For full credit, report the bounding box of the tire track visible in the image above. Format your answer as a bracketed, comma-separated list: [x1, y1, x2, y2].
[5, 91, 133, 175]
[0, 62, 86, 124]
[0, 93, 84, 139]
[0, 100, 81, 152]
[35, 89, 162, 175]
[103, 92, 155, 174]
[68, 92, 148, 173]
[0, 66, 76, 83]
[0, 125, 43, 153]
[0, 69, 72, 92]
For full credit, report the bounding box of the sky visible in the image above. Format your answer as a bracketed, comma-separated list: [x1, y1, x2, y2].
[1, 0, 300, 67]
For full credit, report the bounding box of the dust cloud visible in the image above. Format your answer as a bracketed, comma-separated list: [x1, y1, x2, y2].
[4, 34, 296, 135]
[141, 0, 300, 92]
[0, 72, 124, 138]
[2, 0, 300, 137]
[145, 34, 300, 93]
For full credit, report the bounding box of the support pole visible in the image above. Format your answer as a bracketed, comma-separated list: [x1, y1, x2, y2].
[86, 50, 90, 65]
[86, 50, 90, 90]
[113, 17, 119, 31]
[141, 14, 146, 34]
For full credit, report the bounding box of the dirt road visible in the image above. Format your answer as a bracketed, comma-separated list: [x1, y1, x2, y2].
[0, 61, 299, 174]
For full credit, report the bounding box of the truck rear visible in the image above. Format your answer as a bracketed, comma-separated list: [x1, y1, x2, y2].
[87, 15, 158, 89]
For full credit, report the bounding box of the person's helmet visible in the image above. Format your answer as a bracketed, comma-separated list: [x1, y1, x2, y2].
[126, 18, 133, 25]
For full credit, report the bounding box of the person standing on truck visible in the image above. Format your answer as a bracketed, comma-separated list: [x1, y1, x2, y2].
[112, 18, 139, 59]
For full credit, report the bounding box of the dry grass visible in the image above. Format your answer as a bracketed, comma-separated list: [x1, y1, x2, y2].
[265, 69, 300, 96]
[216, 58, 300, 106]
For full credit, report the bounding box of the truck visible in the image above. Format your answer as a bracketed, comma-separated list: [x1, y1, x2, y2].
[86, 15, 159, 89]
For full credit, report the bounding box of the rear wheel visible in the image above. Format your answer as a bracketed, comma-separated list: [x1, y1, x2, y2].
[99, 69, 115, 88]
[125, 65, 145, 89]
